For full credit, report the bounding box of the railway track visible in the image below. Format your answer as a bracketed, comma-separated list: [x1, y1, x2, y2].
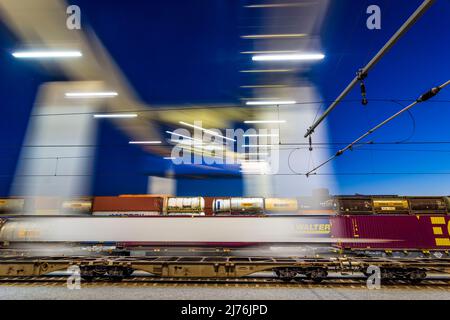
[1, 274, 449, 288]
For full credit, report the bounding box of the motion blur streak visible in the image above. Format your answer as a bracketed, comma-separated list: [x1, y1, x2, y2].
[241, 0, 335, 197]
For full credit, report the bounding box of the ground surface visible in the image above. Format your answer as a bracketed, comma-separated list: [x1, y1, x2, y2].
[1, 282, 450, 300]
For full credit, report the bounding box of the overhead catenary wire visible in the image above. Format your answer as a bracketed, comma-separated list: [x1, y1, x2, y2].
[22, 98, 450, 118]
[304, 0, 436, 138]
[305, 79, 450, 177]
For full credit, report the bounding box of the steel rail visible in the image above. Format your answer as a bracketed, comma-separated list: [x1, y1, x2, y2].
[0, 275, 449, 287]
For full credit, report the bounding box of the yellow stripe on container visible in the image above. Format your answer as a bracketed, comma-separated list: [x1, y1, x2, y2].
[435, 238, 450, 246]
[431, 217, 446, 225]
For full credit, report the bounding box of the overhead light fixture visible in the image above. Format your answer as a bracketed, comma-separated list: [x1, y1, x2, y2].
[240, 85, 287, 88]
[240, 159, 266, 162]
[129, 141, 162, 144]
[243, 133, 279, 137]
[65, 92, 118, 98]
[245, 3, 311, 8]
[173, 140, 223, 150]
[166, 130, 203, 143]
[93, 113, 137, 118]
[163, 157, 176, 160]
[240, 50, 299, 54]
[12, 50, 82, 58]
[245, 100, 296, 105]
[244, 120, 286, 124]
[241, 34, 307, 39]
[240, 69, 294, 73]
[252, 53, 325, 61]
[179, 121, 236, 142]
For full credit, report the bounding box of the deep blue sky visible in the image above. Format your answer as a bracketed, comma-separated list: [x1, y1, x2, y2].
[1, 0, 450, 196]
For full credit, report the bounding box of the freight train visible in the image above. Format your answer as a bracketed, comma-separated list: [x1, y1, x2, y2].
[0, 195, 449, 256]
[2, 194, 449, 216]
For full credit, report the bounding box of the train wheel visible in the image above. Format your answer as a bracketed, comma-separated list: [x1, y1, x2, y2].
[81, 276, 94, 282]
[408, 269, 426, 283]
[274, 268, 297, 282]
[123, 267, 134, 277]
[306, 268, 328, 283]
[106, 267, 130, 281]
[80, 267, 96, 282]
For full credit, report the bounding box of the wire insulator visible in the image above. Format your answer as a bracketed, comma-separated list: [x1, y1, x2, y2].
[417, 86, 441, 102]
[360, 82, 368, 105]
[308, 136, 313, 151]
[357, 69, 368, 106]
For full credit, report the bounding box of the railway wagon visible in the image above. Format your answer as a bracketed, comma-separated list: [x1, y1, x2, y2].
[1, 214, 449, 253]
[333, 215, 450, 251]
[0, 216, 333, 249]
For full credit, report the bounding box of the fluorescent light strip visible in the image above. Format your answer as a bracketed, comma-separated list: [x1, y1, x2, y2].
[240, 85, 287, 88]
[172, 140, 223, 150]
[241, 34, 307, 39]
[65, 92, 118, 98]
[12, 50, 82, 58]
[252, 53, 325, 61]
[239, 69, 293, 73]
[241, 97, 280, 100]
[93, 113, 137, 118]
[244, 120, 286, 124]
[129, 141, 161, 144]
[241, 50, 299, 54]
[243, 134, 279, 137]
[166, 130, 203, 143]
[171, 139, 206, 145]
[245, 100, 296, 105]
[179, 121, 236, 142]
[245, 3, 312, 8]
[163, 157, 176, 160]
[180, 146, 222, 159]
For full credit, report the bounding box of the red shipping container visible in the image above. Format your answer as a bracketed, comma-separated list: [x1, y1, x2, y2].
[203, 197, 214, 216]
[92, 196, 163, 213]
[332, 215, 450, 251]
